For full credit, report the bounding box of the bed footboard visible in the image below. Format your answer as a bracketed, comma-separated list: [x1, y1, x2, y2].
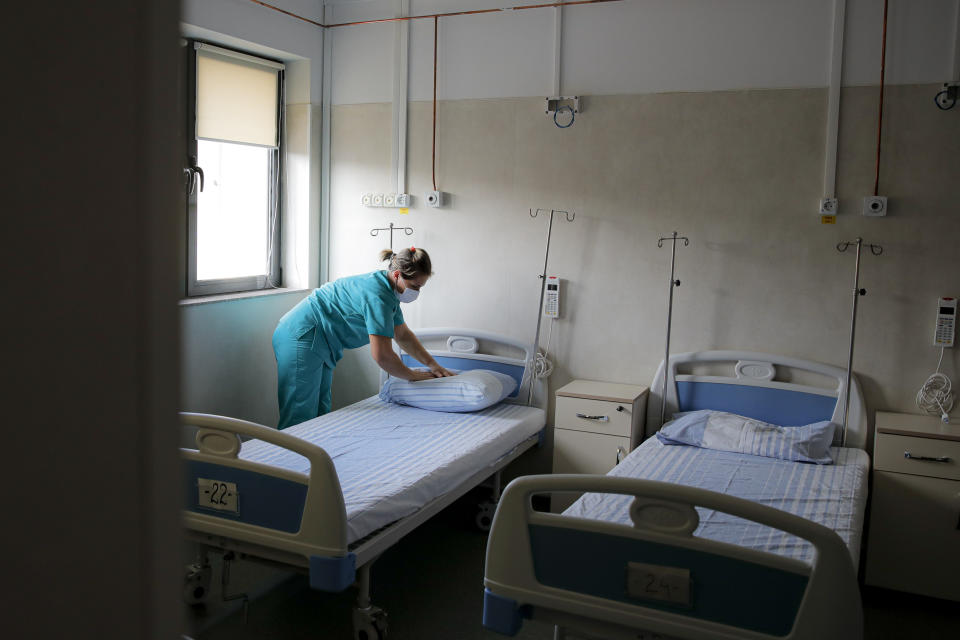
[483, 475, 861, 640]
[180, 412, 355, 591]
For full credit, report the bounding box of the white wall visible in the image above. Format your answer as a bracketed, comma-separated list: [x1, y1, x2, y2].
[329, 0, 960, 104]
[325, 0, 960, 451]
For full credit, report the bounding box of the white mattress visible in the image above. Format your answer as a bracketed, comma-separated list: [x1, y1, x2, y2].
[565, 438, 870, 567]
[240, 396, 545, 544]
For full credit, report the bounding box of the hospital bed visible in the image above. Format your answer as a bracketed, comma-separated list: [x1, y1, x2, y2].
[483, 350, 870, 640]
[180, 328, 546, 640]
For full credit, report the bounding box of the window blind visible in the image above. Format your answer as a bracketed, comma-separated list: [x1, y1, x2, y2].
[196, 44, 283, 148]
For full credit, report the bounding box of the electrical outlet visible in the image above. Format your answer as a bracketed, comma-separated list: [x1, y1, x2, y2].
[395, 193, 410, 207]
[384, 193, 396, 207]
[372, 193, 384, 207]
[862, 196, 887, 217]
[361, 193, 373, 206]
[819, 197, 838, 215]
[425, 191, 445, 208]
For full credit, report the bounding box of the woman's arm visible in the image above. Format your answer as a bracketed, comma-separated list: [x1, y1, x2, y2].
[392, 324, 455, 377]
[369, 334, 435, 381]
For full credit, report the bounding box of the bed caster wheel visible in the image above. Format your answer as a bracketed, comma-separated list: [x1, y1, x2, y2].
[182, 562, 212, 605]
[353, 605, 387, 640]
[476, 501, 496, 532]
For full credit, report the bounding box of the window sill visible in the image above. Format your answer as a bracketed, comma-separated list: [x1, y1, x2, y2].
[179, 287, 309, 307]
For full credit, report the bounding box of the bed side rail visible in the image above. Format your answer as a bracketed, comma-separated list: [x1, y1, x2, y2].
[180, 412, 355, 591]
[483, 475, 861, 640]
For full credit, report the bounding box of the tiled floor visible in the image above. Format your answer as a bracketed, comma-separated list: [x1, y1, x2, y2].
[188, 491, 958, 640]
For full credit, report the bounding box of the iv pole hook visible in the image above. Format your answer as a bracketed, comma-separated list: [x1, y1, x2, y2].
[836, 237, 883, 445]
[657, 231, 689, 429]
[528, 208, 575, 406]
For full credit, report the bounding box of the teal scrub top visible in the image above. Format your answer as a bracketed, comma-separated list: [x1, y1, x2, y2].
[303, 270, 404, 365]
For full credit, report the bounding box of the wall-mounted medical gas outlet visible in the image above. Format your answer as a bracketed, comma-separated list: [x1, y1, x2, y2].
[543, 276, 561, 318]
[361, 192, 411, 208]
[545, 96, 581, 115]
[819, 198, 838, 215]
[425, 191, 445, 208]
[934, 297, 956, 347]
[862, 196, 887, 217]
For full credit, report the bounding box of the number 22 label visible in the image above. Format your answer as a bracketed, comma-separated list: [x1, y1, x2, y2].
[197, 478, 239, 513]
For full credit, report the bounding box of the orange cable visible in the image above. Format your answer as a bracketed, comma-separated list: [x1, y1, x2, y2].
[246, 0, 622, 29]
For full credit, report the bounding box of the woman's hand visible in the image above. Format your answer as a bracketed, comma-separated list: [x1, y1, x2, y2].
[429, 364, 455, 378]
[408, 369, 438, 382]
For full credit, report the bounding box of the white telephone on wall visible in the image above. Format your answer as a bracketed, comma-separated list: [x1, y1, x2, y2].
[934, 297, 956, 348]
[543, 276, 560, 318]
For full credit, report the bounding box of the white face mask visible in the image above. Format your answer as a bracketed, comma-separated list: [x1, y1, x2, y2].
[395, 275, 420, 303]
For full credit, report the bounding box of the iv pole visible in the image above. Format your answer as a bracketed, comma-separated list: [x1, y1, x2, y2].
[836, 237, 883, 445]
[657, 231, 689, 429]
[370, 222, 414, 251]
[528, 208, 575, 406]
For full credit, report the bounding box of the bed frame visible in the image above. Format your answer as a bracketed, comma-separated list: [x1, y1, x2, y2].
[181, 328, 546, 639]
[483, 350, 868, 640]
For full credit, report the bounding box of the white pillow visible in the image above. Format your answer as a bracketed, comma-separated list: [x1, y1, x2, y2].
[379, 369, 518, 412]
[656, 410, 836, 464]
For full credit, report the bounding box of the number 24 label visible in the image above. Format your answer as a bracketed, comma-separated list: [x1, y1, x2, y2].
[197, 478, 239, 513]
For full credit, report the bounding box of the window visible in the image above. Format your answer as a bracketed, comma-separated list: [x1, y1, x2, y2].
[185, 41, 283, 296]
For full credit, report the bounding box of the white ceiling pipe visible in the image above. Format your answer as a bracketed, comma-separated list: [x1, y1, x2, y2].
[822, 0, 847, 207]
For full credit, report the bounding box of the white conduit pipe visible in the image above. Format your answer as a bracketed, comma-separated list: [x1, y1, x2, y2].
[822, 0, 846, 207]
[392, 0, 410, 195]
[552, 6, 562, 97]
[952, 0, 960, 80]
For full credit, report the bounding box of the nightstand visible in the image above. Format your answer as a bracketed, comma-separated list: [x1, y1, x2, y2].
[551, 380, 648, 512]
[864, 411, 960, 601]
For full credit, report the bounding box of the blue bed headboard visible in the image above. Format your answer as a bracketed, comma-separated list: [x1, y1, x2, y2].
[647, 351, 867, 450]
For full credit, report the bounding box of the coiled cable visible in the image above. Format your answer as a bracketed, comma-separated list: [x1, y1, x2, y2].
[534, 318, 555, 379]
[916, 348, 954, 422]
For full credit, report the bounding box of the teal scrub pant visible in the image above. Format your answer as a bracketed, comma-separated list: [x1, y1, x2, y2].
[273, 326, 334, 430]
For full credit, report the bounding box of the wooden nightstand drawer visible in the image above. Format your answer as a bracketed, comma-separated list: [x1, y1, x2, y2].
[555, 396, 632, 438]
[874, 432, 960, 481]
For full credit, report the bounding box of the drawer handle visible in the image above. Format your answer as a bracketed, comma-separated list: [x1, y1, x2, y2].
[576, 413, 609, 422]
[903, 451, 952, 463]
[616, 446, 626, 465]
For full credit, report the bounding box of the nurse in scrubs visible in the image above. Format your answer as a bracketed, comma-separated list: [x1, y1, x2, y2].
[272, 247, 454, 429]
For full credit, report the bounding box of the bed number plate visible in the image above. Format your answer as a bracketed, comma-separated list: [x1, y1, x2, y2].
[197, 478, 239, 513]
[627, 562, 691, 607]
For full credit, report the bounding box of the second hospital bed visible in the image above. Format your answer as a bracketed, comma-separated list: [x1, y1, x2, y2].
[181, 328, 546, 639]
[483, 350, 871, 640]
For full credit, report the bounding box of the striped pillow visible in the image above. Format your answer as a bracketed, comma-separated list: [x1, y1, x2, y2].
[656, 410, 836, 464]
[379, 369, 518, 413]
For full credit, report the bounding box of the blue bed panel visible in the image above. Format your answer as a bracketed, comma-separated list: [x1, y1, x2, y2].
[482, 589, 530, 636]
[309, 553, 356, 592]
[677, 381, 836, 426]
[184, 460, 308, 534]
[400, 354, 524, 398]
[528, 524, 808, 637]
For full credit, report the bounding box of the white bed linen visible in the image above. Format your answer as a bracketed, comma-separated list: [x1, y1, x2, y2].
[565, 438, 869, 567]
[239, 396, 545, 544]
